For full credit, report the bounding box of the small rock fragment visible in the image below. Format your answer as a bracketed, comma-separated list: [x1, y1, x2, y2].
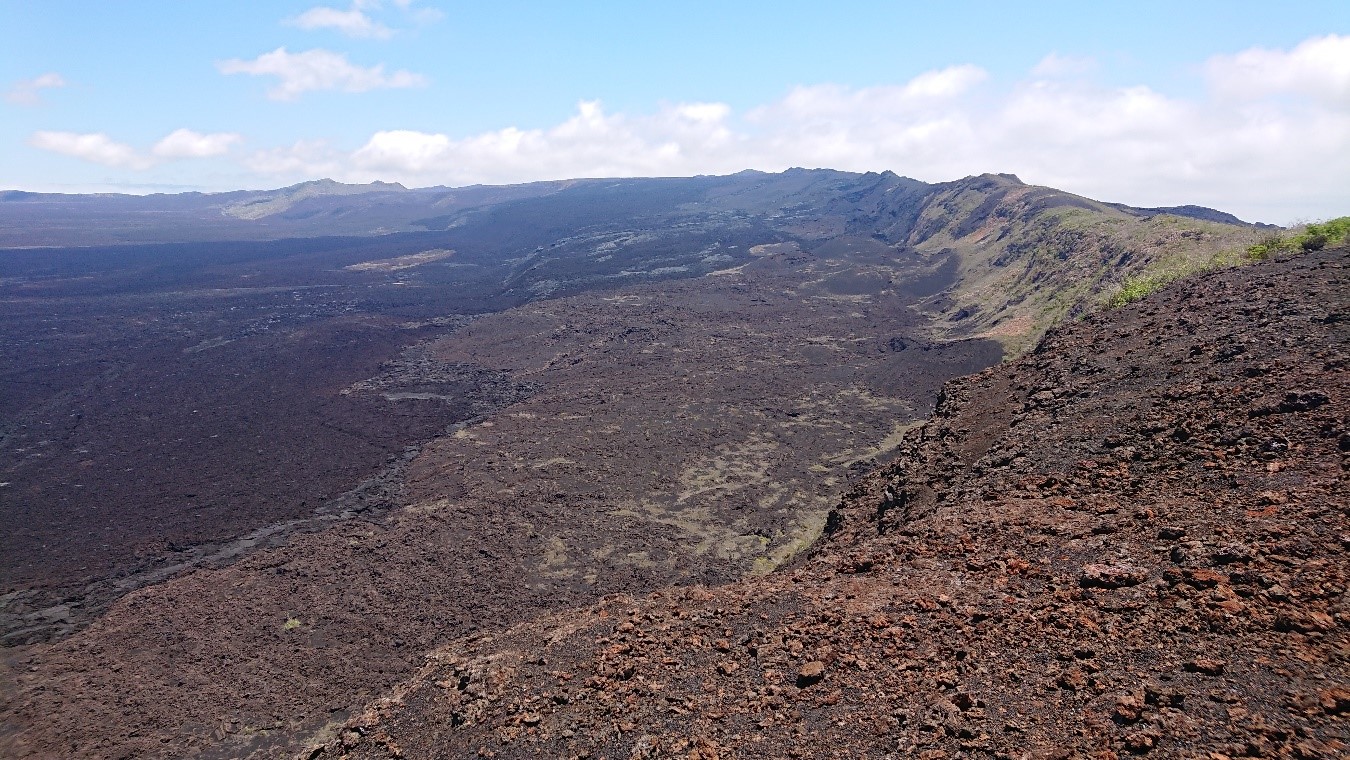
[1081, 563, 1149, 589]
[1123, 730, 1159, 753]
[1210, 544, 1253, 565]
[1144, 683, 1185, 708]
[796, 661, 826, 688]
[1183, 658, 1227, 676]
[1181, 568, 1226, 589]
[1319, 688, 1350, 714]
[1114, 694, 1144, 723]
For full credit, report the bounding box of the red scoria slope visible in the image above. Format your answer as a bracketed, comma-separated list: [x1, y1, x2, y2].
[310, 248, 1348, 759]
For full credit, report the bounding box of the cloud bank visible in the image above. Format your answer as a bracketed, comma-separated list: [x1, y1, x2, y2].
[1206, 34, 1350, 105]
[31, 129, 242, 169]
[217, 47, 427, 100]
[27, 35, 1349, 222]
[246, 36, 1349, 222]
[151, 129, 244, 159]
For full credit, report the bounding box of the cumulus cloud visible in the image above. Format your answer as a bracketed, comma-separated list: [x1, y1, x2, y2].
[901, 64, 988, 99]
[752, 65, 987, 124]
[245, 139, 345, 177]
[287, 6, 393, 39]
[40, 35, 1345, 223]
[351, 130, 451, 173]
[7, 72, 67, 106]
[334, 99, 743, 183]
[30, 132, 152, 169]
[286, 1, 442, 38]
[268, 39, 1338, 223]
[31, 129, 241, 169]
[217, 47, 427, 100]
[1206, 34, 1350, 105]
[151, 129, 243, 159]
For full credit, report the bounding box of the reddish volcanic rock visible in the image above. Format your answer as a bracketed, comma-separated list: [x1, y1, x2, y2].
[3, 244, 1346, 760]
[292, 248, 1348, 760]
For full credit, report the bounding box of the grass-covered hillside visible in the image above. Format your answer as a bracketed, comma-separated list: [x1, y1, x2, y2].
[892, 174, 1272, 354]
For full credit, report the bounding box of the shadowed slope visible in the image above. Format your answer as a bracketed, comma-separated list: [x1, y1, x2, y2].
[0, 171, 1281, 759]
[302, 248, 1348, 760]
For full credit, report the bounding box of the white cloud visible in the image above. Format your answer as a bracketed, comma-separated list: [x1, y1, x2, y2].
[29, 132, 152, 169]
[328, 99, 744, 184]
[151, 129, 243, 159]
[31, 129, 242, 169]
[1206, 34, 1350, 105]
[287, 6, 393, 39]
[217, 47, 427, 100]
[244, 42, 1345, 222]
[750, 64, 988, 125]
[33, 36, 1349, 223]
[350, 130, 451, 173]
[901, 64, 987, 98]
[286, 1, 443, 38]
[244, 139, 345, 177]
[7, 72, 67, 106]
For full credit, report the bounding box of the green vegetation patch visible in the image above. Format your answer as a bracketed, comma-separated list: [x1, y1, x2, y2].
[1107, 274, 1169, 308]
[1107, 215, 1347, 309]
[1249, 216, 1350, 259]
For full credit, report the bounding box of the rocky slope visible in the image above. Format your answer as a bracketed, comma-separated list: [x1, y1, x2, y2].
[0, 171, 1281, 758]
[894, 173, 1269, 353]
[2, 170, 1262, 646]
[299, 247, 1348, 759]
[0, 232, 1001, 759]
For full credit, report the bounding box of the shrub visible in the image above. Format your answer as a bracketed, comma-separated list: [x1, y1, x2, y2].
[1301, 233, 1328, 251]
[1108, 274, 1168, 308]
[1251, 216, 1350, 258]
[1301, 216, 1350, 247]
[1247, 233, 1294, 260]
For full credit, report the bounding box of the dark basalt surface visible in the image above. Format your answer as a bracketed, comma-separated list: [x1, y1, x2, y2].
[297, 248, 1348, 760]
[0, 170, 1277, 759]
[1, 170, 990, 643]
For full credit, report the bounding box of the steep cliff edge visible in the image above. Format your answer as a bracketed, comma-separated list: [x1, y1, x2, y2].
[899, 174, 1266, 353]
[301, 247, 1348, 759]
[0, 173, 1284, 759]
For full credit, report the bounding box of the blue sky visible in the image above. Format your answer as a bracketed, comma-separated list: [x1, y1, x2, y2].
[3, 1, 1348, 223]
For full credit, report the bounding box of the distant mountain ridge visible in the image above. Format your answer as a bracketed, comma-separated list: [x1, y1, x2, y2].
[0, 170, 1257, 244]
[0, 169, 1266, 352]
[0, 169, 1305, 759]
[220, 178, 408, 220]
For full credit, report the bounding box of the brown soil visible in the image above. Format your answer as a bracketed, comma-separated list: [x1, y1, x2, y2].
[1, 170, 1262, 651]
[295, 248, 1349, 759]
[0, 240, 999, 759]
[0, 173, 1308, 759]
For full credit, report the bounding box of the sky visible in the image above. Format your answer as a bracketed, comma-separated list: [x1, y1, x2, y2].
[2, 1, 1348, 224]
